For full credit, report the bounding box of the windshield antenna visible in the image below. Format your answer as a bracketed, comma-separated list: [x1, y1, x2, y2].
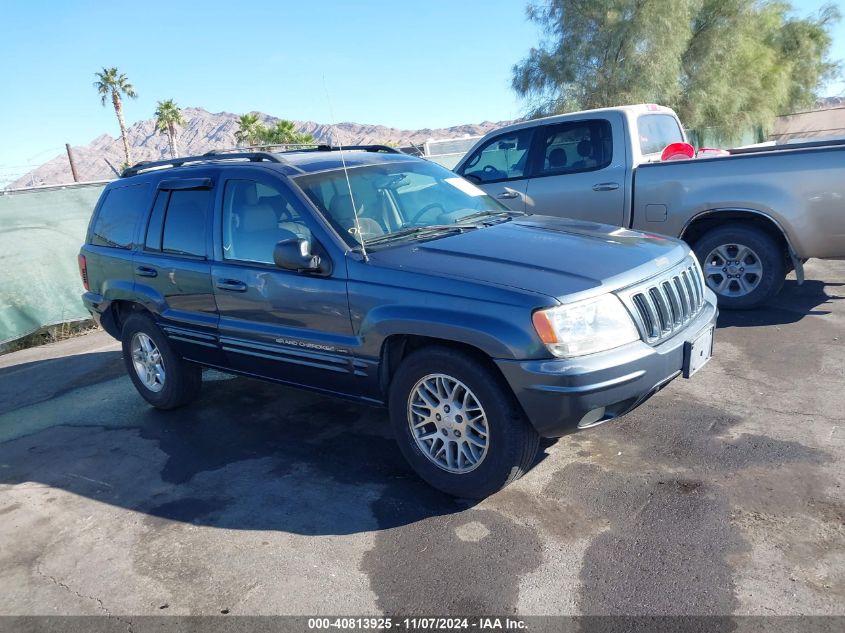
[323, 76, 368, 262]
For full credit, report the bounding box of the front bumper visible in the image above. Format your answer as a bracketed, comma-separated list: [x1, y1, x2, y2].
[496, 299, 718, 438]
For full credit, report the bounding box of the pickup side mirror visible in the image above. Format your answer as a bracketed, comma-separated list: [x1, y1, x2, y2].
[273, 238, 323, 273]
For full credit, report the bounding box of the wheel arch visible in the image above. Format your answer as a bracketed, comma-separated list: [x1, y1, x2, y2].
[102, 300, 156, 338]
[680, 208, 801, 279]
[378, 334, 513, 401]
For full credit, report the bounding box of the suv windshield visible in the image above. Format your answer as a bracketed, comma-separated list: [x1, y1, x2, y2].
[294, 160, 512, 247]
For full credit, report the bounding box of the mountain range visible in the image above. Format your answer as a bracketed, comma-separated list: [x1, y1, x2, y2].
[8, 107, 510, 189]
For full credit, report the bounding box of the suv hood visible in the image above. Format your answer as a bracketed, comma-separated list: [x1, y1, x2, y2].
[367, 215, 689, 302]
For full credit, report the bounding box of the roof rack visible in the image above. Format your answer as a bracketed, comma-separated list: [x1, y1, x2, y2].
[120, 151, 284, 178]
[229, 144, 403, 154]
[310, 144, 403, 154]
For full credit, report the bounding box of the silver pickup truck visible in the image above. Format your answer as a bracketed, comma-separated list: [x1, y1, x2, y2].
[453, 104, 845, 309]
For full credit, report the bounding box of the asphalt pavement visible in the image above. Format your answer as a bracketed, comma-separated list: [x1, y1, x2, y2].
[0, 260, 842, 623]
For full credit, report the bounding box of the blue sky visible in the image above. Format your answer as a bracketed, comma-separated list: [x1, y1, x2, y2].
[0, 0, 842, 186]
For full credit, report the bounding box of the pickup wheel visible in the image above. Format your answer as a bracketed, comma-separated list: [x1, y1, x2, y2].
[388, 347, 539, 499]
[693, 224, 785, 310]
[121, 313, 202, 409]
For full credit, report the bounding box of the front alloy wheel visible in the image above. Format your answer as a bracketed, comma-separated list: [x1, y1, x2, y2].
[389, 347, 539, 498]
[408, 373, 489, 473]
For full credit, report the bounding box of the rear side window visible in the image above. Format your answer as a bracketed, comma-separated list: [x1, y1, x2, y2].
[161, 190, 210, 257]
[143, 188, 210, 257]
[638, 114, 684, 155]
[535, 119, 613, 176]
[90, 184, 150, 248]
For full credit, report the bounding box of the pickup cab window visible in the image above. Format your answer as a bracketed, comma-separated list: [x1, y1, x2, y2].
[534, 120, 613, 176]
[638, 114, 684, 155]
[459, 129, 533, 183]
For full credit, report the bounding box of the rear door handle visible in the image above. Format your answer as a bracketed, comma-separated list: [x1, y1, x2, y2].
[592, 182, 620, 192]
[216, 279, 248, 292]
[497, 190, 520, 199]
[135, 266, 158, 278]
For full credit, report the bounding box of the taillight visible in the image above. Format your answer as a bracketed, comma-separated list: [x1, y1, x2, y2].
[78, 254, 89, 290]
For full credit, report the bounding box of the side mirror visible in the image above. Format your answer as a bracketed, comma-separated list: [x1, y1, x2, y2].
[273, 238, 321, 272]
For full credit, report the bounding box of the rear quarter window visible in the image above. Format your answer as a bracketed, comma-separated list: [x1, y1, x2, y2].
[90, 183, 150, 248]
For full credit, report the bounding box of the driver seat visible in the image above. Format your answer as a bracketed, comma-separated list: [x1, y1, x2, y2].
[328, 194, 384, 241]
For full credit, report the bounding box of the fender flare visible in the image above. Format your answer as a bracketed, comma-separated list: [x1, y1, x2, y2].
[679, 207, 804, 284]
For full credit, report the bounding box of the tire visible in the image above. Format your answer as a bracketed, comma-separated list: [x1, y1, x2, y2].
[388, 346, 539, 499]
[121, 313, 202, 409]
[692, 223, 786, 310]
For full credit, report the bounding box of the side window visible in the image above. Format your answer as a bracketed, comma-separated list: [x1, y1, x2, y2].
[222, 179, 311, 264]
[90, 184, 150, 248]
[535, 120, 613, 176]
[460, 129, 533, 183]
[144, 190, 169, 251]
[161, 189, 211, 257]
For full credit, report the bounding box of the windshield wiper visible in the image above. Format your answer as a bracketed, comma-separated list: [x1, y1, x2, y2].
[364, 224, 475, 246]
[457, 209, 526, 224]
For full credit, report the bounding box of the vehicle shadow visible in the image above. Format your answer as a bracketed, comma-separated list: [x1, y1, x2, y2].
[716, 279, 843, 328]
[0, 355, 548, 536]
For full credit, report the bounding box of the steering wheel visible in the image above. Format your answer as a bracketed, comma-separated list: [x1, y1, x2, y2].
[481, 164, 507, 181]
[409, 202, 446, 225]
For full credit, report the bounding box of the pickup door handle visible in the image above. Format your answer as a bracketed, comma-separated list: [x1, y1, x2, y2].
[592, 182, 620, 192]
[216, 279, 248, 292]
[497, 190, 520, 199]
[135, 266, 158, 278]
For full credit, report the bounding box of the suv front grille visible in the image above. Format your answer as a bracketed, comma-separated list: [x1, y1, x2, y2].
[620, 257, 706, 345]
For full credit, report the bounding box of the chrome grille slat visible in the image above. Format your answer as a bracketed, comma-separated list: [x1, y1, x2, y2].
[662, 281, 681, 326]
[681, 271, 697, 312]
[621, 256, 708, 345]
[673, 276, 689, 319]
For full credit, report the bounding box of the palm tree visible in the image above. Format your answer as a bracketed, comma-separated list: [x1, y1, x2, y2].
[154, 99, 185, 158]
[234, 113, 264, 146]
[264, 120, 314, 145]
[94, 67, 138, 166]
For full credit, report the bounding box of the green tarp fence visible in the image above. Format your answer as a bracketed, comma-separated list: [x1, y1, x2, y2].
[0, 182, 107, 344]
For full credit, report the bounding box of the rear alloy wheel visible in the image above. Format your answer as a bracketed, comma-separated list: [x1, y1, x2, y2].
[389, 347, 539, 498]
[121, 313, 202, 409]
[703, 242, 763, 298]
[693, 223, 785, 310]
[130, 332, 166, 393]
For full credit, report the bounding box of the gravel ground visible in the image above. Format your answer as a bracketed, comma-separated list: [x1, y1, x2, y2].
[0, 260, 842, 626]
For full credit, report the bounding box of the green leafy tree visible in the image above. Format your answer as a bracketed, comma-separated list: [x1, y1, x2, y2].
[154, 99, 185, 158]
[94, 67, 138, 165]
[234, 113, 265, 146]
[512, 0, 841, 141]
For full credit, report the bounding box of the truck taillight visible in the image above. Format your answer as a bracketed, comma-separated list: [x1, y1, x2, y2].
[78, 254, 89, 290]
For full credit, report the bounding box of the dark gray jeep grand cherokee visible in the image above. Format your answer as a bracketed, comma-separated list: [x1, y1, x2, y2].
[79, 146, 717, 498]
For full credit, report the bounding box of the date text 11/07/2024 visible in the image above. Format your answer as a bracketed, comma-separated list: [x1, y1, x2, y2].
[307, 617, 528, 630]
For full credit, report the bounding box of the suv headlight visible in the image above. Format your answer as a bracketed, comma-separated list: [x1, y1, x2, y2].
[532, 294, 641, 358]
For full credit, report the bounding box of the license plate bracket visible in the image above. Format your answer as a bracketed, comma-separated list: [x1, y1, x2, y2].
[683, 326, 714, 378]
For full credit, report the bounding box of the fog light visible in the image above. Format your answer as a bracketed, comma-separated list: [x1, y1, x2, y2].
[577, 407, 607, 429]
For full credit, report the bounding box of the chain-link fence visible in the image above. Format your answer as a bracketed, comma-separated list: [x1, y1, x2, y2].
[0, 182, 106, 344]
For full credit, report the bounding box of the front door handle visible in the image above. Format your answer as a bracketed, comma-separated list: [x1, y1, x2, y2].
[216, 279, 248, 292]
[497, 190, 520, 199]
[135, 266, 158, 278]
[592, 182, 620, 192]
